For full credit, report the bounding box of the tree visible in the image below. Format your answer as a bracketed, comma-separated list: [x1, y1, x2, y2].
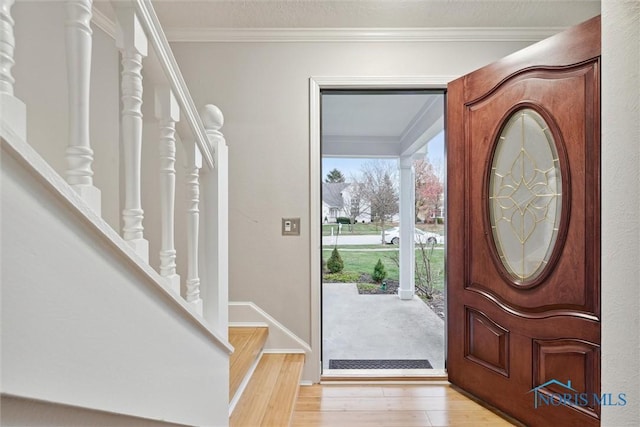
[325, 168, 346, 183]
[353, 160, 399, 243]
[414, 159, 444, 222]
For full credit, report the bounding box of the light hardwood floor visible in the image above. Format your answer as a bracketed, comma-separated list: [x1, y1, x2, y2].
[229, 326, 268, 400]
[230, 353, 305, 427]
[291, 383, 517, 426]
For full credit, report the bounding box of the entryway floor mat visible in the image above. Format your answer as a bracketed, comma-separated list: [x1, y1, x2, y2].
[328, 359, 433, 369]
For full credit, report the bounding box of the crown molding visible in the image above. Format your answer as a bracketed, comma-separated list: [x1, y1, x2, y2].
[87, 11, 565, 45]
[166, 27, 566, 43]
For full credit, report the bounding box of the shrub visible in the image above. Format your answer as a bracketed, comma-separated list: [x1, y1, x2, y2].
[327, 247, 344, 273]
[336, 217, 351, 224]
[372, 258, 387, 283]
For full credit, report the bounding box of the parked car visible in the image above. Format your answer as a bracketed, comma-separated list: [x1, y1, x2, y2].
[382, 227, 444, 245]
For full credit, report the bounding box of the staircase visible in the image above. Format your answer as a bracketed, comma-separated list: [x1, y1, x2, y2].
[1, 2, 234, 425]
[229, 326, 305, 427]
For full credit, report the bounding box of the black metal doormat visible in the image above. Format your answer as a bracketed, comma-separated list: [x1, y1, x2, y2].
[329, 359, 433, 369]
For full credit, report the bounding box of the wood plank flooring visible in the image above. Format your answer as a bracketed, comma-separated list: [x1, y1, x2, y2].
[230, 353, 305, 427]
[229, 326, 268, 400]
[291, 384, 517, 426]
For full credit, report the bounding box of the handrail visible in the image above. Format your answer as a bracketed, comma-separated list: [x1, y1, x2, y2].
[129, 0, 214, 170]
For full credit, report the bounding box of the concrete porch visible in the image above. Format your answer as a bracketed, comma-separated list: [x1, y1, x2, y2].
[322, 282, 445, 373]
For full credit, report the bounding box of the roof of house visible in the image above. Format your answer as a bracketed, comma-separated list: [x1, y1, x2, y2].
[322, 182, 350, 208]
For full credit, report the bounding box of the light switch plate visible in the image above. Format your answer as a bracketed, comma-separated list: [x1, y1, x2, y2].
[282, 217, 300, 236]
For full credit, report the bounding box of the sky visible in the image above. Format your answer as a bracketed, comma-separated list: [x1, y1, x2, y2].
[322, 130, 445, 181]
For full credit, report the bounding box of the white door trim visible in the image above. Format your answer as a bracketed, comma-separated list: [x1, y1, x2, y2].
[309, 76, 456, 382]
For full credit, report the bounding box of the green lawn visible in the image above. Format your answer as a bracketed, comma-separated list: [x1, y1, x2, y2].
[322, 247, 445, 291]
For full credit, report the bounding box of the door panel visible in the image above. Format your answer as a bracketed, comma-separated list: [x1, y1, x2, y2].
[447, 16, 600, 427]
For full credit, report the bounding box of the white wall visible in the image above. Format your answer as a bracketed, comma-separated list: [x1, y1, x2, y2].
[601, 1, 640, 425]
[174, 13, 640, 412]
[171, 39, 534, 363]
[13, 1, 121, 231]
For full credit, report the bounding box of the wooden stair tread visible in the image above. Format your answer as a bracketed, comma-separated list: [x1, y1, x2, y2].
[230, 353, 305, 427]
[229, 326, 269, 400]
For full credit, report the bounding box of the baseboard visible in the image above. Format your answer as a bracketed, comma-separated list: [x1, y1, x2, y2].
[229, 302, 312, 353]
[228, 322, 269, 328]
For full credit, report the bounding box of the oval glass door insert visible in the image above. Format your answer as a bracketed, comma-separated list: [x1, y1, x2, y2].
[489, 108, 562, 285]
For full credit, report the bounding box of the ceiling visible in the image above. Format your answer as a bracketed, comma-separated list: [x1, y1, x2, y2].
[145, 0, 600, 30]
[322, 92, 444, 158]
[323, 93, 432, 137]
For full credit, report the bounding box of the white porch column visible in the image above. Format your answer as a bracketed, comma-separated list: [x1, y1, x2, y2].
[398, 156, 415, 300]
[64, 0, 101, 214]
[155, 85, 180, 293]
[115, 6, 149, 262]
[0, 0, 26, 140]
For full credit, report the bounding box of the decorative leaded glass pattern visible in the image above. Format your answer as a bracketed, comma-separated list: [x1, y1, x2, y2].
[489, 109, 562, 284]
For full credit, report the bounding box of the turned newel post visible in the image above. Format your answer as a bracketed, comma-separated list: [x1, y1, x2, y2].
[65, 0, 101, 214]
[116, 6, 149, 262]
[184, 138, 203, 314]
[0, 0, 26, 140]
[201, 104, 225, 155]
[201, 104, 228, 327]
[155, 86, 180, 294]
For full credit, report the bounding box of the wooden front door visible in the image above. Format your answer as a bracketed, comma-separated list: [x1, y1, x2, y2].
[447, 16, 601, 427]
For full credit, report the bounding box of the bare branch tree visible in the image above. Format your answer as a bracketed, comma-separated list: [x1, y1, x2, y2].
[350, 160, 399, 243]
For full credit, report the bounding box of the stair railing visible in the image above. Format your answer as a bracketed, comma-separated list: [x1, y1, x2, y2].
[0, 0, 228, 329]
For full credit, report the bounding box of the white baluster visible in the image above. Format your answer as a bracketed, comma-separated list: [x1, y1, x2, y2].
[65, 0, 101, 214]
[201, 104, 228, 328]
[0, 0, 16, 96]
[155, 86, 180, 294]
[184, 139, 203, 314]
[0, 0, 26, 140]
[115, 6, 148, 262]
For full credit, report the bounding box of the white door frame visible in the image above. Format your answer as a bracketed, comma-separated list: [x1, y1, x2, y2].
[309, 76, 456, 382]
